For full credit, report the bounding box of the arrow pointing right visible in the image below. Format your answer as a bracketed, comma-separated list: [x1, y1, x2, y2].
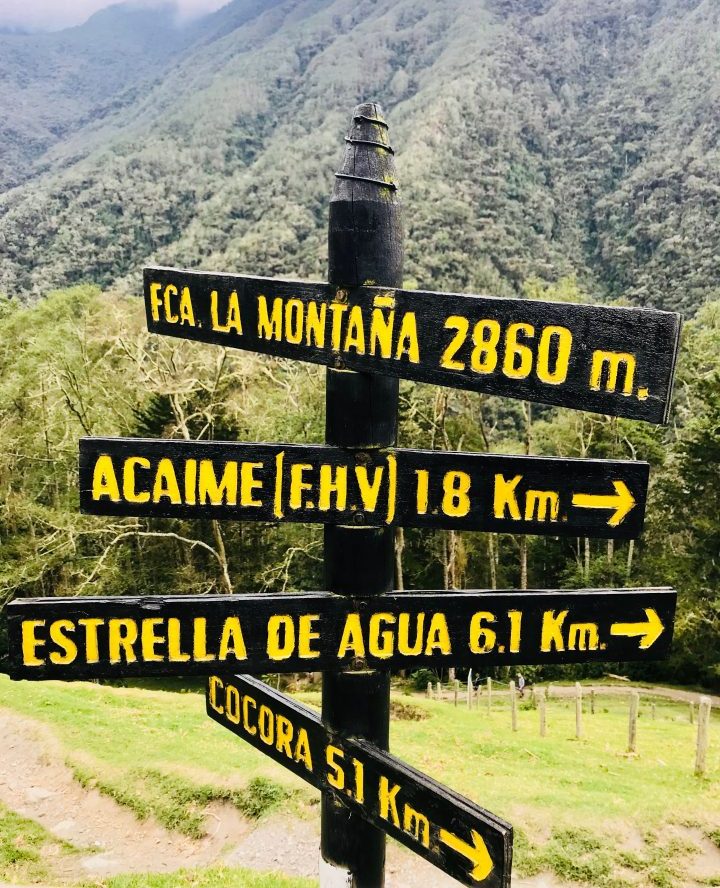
[572, 480, 636, 527]
[610, 608, 665, 649]
[438, 827, 494, 882]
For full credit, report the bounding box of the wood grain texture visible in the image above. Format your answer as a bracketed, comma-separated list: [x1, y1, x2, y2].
[206, 674, 513, 888]
[79, 436, 650, 539]
[143, 267, 681, 424]
[6, 588, 677, 680]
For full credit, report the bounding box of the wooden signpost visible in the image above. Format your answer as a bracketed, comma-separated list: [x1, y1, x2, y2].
[207, 674, 513, 888]
[8, 588, 676, 680]
[79, 437, 650, 538]
[6, 102, 682, 887]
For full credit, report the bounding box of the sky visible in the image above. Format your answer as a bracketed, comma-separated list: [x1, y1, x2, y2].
[0, 0, 229, 31]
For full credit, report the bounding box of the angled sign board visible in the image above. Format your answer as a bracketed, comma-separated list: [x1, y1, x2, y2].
[206, 674, 513, 888]
[79, 438, 650, 539]
[144, 266, 681, 424]
[8, 588, 676, 680]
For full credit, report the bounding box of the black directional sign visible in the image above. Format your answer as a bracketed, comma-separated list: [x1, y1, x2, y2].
[79, 437, 650, 539]
[207, 673, 513, 888]
[144, 266, 681, 424]
[7, 588, 676, 680]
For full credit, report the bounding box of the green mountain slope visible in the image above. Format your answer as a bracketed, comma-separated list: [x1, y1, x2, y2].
[0, 0, 718, 314]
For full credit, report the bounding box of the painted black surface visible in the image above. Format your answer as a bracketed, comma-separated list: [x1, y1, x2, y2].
[79, 437, 650, 540]
[143, 270, 681, 424]
[321, 101, 402, 887]
[206, 674, 513, 888]
[7, 588, 677, 680]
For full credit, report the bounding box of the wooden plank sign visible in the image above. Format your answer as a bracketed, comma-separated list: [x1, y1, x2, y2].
[144, 266, 681, 424]
[79, 437, 650, 539]
[206, 673, 513, 888]
[7, 588, 676, 680]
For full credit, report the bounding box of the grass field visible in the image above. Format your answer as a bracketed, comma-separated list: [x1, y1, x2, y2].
[0, 674, 718, 887]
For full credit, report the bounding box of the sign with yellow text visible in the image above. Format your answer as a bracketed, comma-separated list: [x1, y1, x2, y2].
[7, 588, 676, 680]
[79, 438, 650, 539]
[207, 674, 513, 887]
[144, 266, 681, 424]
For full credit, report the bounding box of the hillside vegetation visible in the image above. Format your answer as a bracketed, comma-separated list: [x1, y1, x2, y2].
[0, 0, 719, 313]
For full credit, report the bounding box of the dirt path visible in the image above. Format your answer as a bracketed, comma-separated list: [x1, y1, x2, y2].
[0, 708, 249, 879]
[0, 707, 520, 887]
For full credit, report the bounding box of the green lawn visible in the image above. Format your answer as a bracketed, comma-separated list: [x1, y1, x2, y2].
[1, 675, 718, 887]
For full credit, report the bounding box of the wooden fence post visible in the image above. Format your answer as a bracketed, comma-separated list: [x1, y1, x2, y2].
[510, 681, 518, 732]
[575, 682, 583, 739]
[426, 682, 432, 699]
[487, 677, 492, 715]
[454, 679, 459, 707]
[321, 101, 403, 888]
[539, 693, 547, 737]
[628, 690, 639, 753]
[590, 689, 595, 715]
[695, 697, 711, 777]
[467, 673, 473, 709]
[436, 681, 442, 701]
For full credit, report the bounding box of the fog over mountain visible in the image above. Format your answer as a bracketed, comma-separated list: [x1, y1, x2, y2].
[0, 0, 229, 31]
[1, 0, 718, 315]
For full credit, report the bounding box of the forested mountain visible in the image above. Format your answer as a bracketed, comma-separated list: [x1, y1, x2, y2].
[1, 0, 719, 314]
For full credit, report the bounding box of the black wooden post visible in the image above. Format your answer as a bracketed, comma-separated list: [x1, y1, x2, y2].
[320, 101, 403, 887]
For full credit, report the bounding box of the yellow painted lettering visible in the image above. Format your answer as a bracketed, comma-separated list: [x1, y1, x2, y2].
[369, 613, 396, 659]
[149, 282, 163, 321]
[298, 614, 320, 659]
[267, 615, 295, 660]
[541, 610, 568, 652]
[276, 714, 294, 757]
[243, 695, 257, 734]
[226, 685, 241, 724]
[355, 465, 384, 512]
[178, 287, 195, 325]
[289, 463, 313, 510]
[294, 728, 313, 771]
[198, 460, 238, 506]
[537, 326, 571, 384]
[152, 458, 181, 504]
[108, 619, 138, 664]
[329, 302, 348, 350]
[395, 312, 420, 363]
[92, 455, 121, 502]
[285, 299, 304, 344]
[193, 617, 216, 662]
[343, 305, 366, 354]
[257, 296, 282, 340]
[219, 617, 247, 661]
[337, 613, 365, 658]
[78, 618, 103, 664]
[21, 620, 46, 667]
[141, 618, 165, 662]
[379, 776, 401, 827]
[305, 301, 326, 348]
[441, 316, 469, 370]
[493, 473, 522, 520]
[167, 618, 190, 662]
[123, 456, 150, 504]
[208, 676, 224, 714]
[469, 612, 497, 654]
[397, 613, 424, 656]
[318, 464, 347, 511]
[424, 613, 451, 655]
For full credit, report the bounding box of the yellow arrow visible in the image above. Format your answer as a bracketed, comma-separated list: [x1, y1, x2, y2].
[438, 828, 493, 882]
[572, 480, 636, 527]
[610, 608, 664, 649]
